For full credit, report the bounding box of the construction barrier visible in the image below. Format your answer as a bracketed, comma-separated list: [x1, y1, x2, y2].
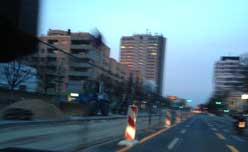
[118, 105, 139, 146]
[176, 111, 181, 123]
[164, 109, 172, 127]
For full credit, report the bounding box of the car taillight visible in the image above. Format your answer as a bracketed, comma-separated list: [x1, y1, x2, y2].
[238, 121, 246, 128]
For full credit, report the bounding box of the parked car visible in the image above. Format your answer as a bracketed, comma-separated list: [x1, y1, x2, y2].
[2, 108, 33, 120]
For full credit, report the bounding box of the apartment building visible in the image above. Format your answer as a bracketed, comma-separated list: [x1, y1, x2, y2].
[120, 34, 166, 95]
[214, 56, 246, 95]
[29, 29, 129, 94]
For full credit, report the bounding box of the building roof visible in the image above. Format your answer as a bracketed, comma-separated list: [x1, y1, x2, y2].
[221, 56, 240, 61]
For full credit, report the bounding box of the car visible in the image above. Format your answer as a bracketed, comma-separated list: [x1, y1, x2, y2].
[2, 108, 33, 120]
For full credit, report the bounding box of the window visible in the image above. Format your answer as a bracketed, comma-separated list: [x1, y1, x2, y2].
[150, 52, 157, 55]
[40, 49, 45, 53]
[71, 49, 88, 54]
[69, 76, 88, 80]
[80, 58, 90, 62]
[48, 48, 55, 53]
[70, 67, 88, 72]
[61, 58, 66, 62]
[48, 39, 58, 44]
[47, 57, 56, 62]
[40, 57, 45, 62]
[71, 40, 90, 45]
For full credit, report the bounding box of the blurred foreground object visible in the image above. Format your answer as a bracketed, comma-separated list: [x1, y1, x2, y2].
[0, 0, 39, 62]
[0, 1, 105, 62]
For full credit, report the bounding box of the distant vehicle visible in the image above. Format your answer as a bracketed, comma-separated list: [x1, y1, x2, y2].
[60, 92, 109, 116]
[192, 108, 202, 114]
[2, 108, 33, 120]
[234, 116, 247, 134]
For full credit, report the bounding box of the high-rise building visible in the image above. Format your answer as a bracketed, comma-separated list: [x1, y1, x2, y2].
[214, 56, 246, 95]
[120, 34, 166, 95]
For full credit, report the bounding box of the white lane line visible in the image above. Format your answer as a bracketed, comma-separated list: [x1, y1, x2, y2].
[211, 128, 217, 131]
[168, 137, 180, 150]
[180, 129, 186, 134]
[231, 135, 245, 142]
[208, 123, 213, 126]
[215, 133, 226, 140]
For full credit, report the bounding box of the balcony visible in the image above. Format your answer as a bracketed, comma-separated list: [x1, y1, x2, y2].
[47, 61, 57, 66]
[47, 53, 57, 58]
[69, 62, 92, 68]
[68, 71, 92, 77]
[71, 44, 94, 50]
[74, 53, 89, 59]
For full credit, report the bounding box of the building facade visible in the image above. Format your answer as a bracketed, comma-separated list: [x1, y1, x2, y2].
[120, 34, 166, 95]
[214, 56, 246, 95]
[227, 91, 248, 112]
[28, 29, 129, 94]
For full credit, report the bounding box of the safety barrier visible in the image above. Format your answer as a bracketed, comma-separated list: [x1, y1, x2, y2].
[165, 109, 172, 127]
[118, 105, 139, 146]
[176, 111, 182, 123]
[0, 109, 192, 151]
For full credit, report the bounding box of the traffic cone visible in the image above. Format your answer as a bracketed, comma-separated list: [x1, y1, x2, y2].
[118, 105, 139, 146]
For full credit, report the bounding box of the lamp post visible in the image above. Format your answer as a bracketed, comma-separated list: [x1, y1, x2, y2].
[241, 94, 248, 112]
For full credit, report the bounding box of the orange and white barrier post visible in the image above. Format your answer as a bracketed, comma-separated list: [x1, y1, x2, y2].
[118, 105, 139, 146]
[165, 109, 172, 127]
[176, 111, 181, 123]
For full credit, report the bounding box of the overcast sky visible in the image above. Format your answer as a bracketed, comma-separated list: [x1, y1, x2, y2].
[39, 0, 248, 106]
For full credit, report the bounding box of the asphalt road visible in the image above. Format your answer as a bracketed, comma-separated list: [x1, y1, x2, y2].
[83, 114, 248, 152]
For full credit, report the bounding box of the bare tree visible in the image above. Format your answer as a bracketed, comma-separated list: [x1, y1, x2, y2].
[1, 60, 34, 91]
[36, 64, 52, 94]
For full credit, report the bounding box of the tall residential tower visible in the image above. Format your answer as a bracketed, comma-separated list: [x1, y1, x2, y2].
[120, 34, 166, 96]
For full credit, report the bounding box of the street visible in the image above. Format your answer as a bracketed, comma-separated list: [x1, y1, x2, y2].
[84, 114, 248, 152]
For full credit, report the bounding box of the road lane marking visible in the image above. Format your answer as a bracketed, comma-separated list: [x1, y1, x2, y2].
[226, 144, 240, 152]
[211, 128, 217, 131]
[215, 133, 226, 140]
[231, 135, 245, 142]
[139, 128, 167, 144]
[116, 127, 170, 152]
[168, 137, 180, 150]
[186, 125, 190, 128]
[180, 129, 186, 134]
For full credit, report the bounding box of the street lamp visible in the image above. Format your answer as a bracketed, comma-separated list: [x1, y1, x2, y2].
[215, 101, 222, 105]
[70, 93, 79, 97]
[186, 99, 192, 103]
[241, 94, 248, 112]
[241, 94, 248, 100]
[224, 109, 230, 113]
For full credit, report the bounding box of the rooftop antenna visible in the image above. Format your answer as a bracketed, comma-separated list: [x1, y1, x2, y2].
[146, 29, 149, 35]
